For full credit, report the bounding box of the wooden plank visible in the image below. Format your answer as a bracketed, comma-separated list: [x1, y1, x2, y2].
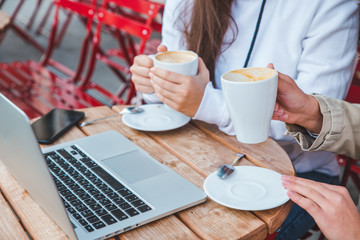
[192, 121, 295, 233]
[0, 191, 29, 240]
[109, 105, 267, 240]
[192, 121, 295, 176]
[119, 215, 200, 240]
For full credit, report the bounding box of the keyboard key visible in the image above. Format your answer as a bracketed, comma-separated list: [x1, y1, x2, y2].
[125, 208, 139, 217]
[83, 198, 97, 206]
[101, 214, 117, 225]
[60, 190, 72, 197]
[70, 199, 82, 207]
[98, 198, 111, 206]
[84, 225, 94, 232]
[81, 210, 94, 218]
[58, 149, 72, 159]
[137, 205, 152, 213]
[105, 203, 118, 211]
[78, 218, 88, 226]
[111, 209, 128, 221]
[112, 197, 125, 205]
[125, 194, 139, 202]
[131, 199, 145, 207]
[92, 167, 124, 190]
[89, 203, 102, 211]
[92, 221, 106, 229]
[86, 215, 100, 224]
[72, 213, 82, 220]
[67, 207, 76, 215]
[106, 192, 119, 199]
[95, 208, 108, 217]
[75, 204, 88, 212]
[93, 193, 106, 200]
[118, 188, 132, 197]
[119, 202, 131, 210]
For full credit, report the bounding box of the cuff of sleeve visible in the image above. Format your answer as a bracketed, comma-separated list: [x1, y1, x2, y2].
[285, 94, 344, 151]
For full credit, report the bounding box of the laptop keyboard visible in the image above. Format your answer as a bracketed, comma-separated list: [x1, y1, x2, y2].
[44, 145, 152, 232]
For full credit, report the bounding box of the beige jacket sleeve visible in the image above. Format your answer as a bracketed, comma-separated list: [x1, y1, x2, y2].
[285, 94, 360, 159]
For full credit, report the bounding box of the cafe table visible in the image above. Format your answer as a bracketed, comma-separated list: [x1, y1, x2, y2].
[0, 105, 295, 240]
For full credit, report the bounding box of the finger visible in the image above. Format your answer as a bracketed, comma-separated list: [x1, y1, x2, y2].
[132, 74, 153, 88]
[151, 67, 185, 84]
[267, 63, 275, 69]
[150, 72, 180, 94]
[287, 190, 325, 221]
[152, 81, 180, 104]
[282, 176, 331, 209]
[157, 45, 168, 53]
[130, 65, 152, 78]
[133, 55, 154, 68]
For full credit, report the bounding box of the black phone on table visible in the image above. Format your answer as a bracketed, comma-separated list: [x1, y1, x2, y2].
[31, 109, 85, 144]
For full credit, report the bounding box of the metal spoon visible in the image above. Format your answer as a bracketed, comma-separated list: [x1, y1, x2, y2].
[80, 106, 144, 127]
[217, 153, 245, 179]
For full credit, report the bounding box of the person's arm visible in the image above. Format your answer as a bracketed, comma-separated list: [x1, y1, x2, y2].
[272, 68, 360, 159]
[282, 175, 360, 240]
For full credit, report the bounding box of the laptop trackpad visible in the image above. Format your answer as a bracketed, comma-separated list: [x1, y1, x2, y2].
[102, 150, 167, 184]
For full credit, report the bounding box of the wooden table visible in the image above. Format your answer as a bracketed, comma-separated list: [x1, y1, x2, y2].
[0, 105, 295, 240]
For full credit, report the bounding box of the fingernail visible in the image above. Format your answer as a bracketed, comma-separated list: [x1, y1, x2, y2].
[150, 67, 154, 72]
[149, 72, 153, 77]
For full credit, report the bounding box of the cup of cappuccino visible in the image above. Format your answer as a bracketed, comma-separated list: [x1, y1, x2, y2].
[150, 50, 198, 114]
[221, 67, 278, 144]
[151, 50, 198, 76]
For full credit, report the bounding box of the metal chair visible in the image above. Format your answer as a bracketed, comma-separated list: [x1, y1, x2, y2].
[80, 0, 163, 105]
[0, 0, 108, 118]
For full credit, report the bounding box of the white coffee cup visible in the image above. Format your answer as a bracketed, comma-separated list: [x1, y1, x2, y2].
[150, 50, 198, 76]
[150, 50, 198, 113]
[221, 67, 278, 144]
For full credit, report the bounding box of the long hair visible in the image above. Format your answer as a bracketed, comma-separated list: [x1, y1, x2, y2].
[181, 0, 237, 87]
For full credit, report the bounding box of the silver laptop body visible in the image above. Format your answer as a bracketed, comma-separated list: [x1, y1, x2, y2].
[0, 94, 206, 240]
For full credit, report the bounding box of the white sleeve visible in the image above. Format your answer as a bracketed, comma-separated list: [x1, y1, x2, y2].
[295, 0, 359, 99]
[193, 82, 236, 135]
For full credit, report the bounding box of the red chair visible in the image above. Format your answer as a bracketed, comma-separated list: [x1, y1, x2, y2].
[0, 0, 113, 118]
[80, 0, 163, 105]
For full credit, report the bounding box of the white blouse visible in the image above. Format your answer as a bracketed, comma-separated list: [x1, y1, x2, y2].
[143, 0, 359, 176]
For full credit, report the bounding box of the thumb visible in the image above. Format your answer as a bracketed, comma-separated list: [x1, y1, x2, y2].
[267, 63, 275, 69]
[157, 45, 168, 53]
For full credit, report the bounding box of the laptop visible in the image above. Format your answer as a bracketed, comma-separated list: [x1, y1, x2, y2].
[0, 93, 206, 240]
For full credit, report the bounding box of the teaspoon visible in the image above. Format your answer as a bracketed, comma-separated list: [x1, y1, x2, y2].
[80, 106, 144, 127]
[217, 153, 245, 179]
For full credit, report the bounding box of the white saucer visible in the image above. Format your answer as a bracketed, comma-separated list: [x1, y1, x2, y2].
[204, 166, 289, 211]
[122, 104, 191, 131]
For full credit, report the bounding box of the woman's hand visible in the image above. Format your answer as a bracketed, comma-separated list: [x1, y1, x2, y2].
[282, 175, 360, 240]
[268, 63, 323, 133]
[150, 57, 210, 117]
[130, 45, 167, 94]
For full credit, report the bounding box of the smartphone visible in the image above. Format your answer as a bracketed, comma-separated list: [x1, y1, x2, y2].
[31, 109, 85, 144]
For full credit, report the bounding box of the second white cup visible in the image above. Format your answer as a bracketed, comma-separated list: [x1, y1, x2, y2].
[221, 67, 278, 144]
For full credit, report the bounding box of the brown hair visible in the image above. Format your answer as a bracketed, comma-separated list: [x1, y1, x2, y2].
[181, 0, 237, 87]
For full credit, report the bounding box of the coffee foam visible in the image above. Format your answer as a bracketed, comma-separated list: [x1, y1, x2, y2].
[156, 51, 196, 64]
[226, 68, 277, 82]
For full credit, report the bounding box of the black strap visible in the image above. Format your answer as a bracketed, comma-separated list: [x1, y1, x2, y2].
[243, 0, 266, 68]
